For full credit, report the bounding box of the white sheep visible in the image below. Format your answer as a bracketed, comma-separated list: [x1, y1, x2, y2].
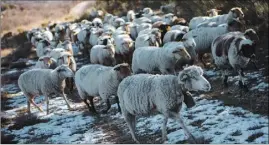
[114, 33, 135, 64]
[89, 28, 104, 46]
[92, 17, 103, 28]
[127, 10, 135, 22]
[104, 13, 114, 24]
[189, 7, 244, 30]
[36, 39, 51, 58]
[132, 42, 191, 74]
[117, 65, 211, 143]
[133, 17, 152, 25]
[18, 65, 74, 115]
[90, 44, 116, 66]
[56, 39, 74, 55]
[77, 26, 92, 53]
[74, 63, 131, 113]
[163, 29, 186, 44]
[184, 18, 243, 65]
[162, 13, 176, 25]
[34, 55, 57, 69]
[97, 34, 114, 45]
[112, 17, 126, 28]
[207, 8, 222, 17]
[211, 31, 257, 90]
[170, 24, 189, 32]
[135, 28, 162, 49]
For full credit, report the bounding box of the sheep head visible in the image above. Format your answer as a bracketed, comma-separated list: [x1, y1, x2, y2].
[113, 63, 132, 81]
[207, 9, 221, 17]
[244, 29, 259, 43]
[238, 39, 256, 59]
[230, 7, 244, 20]
[55, 64, 74, 78]
[39, 56, 53, 68]
[178, 65, 211, 92]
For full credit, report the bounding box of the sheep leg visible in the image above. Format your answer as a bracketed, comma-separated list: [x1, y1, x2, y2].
[46, 95, 49, 115]
[88, 97, 98, 114]
[124, 113, 139, 143]
[61, 93, 72, 110]
[83, 99, 92, 111]
[115, 96, 122, 113]
[221, 70, 229, 88]
[29, 98, 44, 112]
[174, 113, 197, 143]
[238, 69, 248, 92]
[69, 78, 74, 93]
[162, 116, 168, 142]
[27, 99, 31, 114]
[101, 98, 111, 114]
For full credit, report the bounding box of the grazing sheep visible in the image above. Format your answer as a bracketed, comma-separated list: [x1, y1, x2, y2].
[117, 65, 211, 143]
[132, 42, 191, 74]
[90, 44, 116, 66]
[211, 31, 257, 90]
[189, 7, 244, 30]
[18, 65, 74, 115]
[163, 29, 186, 44]
[184, 18, 243, 66]
[74, 63, 131, 114]
[34, 56, 57, 69]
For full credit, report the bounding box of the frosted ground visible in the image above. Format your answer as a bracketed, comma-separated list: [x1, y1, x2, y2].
[1, 46, 268, 144]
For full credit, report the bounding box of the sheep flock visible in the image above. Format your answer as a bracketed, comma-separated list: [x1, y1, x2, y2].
[13, 3, 264, 144]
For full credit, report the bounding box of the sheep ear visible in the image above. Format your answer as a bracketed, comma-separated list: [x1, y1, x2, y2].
[114, 66, 121, 71]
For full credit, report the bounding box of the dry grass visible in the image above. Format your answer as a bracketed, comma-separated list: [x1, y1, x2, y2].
[1, 1, 80, 36]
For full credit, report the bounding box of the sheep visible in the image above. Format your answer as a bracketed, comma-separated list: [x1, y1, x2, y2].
[112, 17, 126, 28]
[74, 63, 131, 114]
[184, 18, 243, 66]
[117, 65, 211, 143]
[34, 55, 57, 69]
[189, 7, 244, 30]
[170, 24, 189, 33]
[196, 21, 219, 28]
[152, 22, 171, 41]
[133, 17, 152, 25]
[56, 39, 74, 55]
[172, 17, 189, 26]
[207, 8, 222, 17]
[42, 28, 54, 41]
[211, 31, 257, 91]
[18, 65, 74, 115]
[114, 33, 135, 64]
[132, 42, 191, 74]
[49, 48, 66, 60]
[135, 28, 162, 49]
[89, 28, 104, 46]
[77, 26, 92, 55]
[163, 29, 186, 44]
[54, 23, 69, 42]
[162, 13, 176, 25]
[92, 17, 103, 28]
[142, 7, 154, 17]
[97, 34, 114, 45]
[56, 52, 77, 93]
[36, 39, 51, 58]
[104, 13, 114, 24]
[90, 44, 116, 66]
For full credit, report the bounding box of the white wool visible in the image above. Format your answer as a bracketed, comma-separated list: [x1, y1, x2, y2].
[49, 48, 66, 61]
[117, 65, 211, 143]
[92, 18, 103, 28]
[89, 28, 104, 46]
[74, 64, 130, 102]
[135, 28, 162, 49]
[132, 42, 191, 74]
[114, 34, 134, 55]
[77, 27, 91, 49]
[36, 39, 51, 58]
[133, 17, 152, 25]
[34, 56, 57, 69]
[112, 17, 125, 28]
[104, 13, 114, 24]
[184, 24, 229, 54]
[90, 44, 116, 66]
[163, 29, 186, 44]
[18, 65, 74, 114]
[127, 10, 136, 22]
[171, 24, 189, 32]
[189, 7, 244, 30]
[162, 13, 175, 25]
